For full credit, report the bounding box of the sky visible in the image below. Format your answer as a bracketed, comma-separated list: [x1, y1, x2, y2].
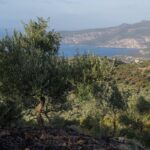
[0, 0, 150, 31]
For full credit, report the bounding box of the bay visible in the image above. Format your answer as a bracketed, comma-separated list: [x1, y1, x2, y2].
[58, 44, 140, 57]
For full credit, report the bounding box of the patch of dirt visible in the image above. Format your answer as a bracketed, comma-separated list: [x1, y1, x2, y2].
[0, 127, 145, 150]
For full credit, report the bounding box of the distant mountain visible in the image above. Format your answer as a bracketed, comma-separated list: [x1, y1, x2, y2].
[61, 20, 150, 49]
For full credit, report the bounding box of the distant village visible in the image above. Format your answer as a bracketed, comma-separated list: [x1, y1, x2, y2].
[112, 55, 148, 64]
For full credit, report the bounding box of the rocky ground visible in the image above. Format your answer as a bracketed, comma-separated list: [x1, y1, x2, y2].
[0, 127, 146, 150]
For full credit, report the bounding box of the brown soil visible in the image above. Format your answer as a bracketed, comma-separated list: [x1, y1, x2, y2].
[0, 127, 144, 150]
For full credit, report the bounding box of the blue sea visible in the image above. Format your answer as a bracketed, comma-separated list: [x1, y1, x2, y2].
[58, 44, 140, 57]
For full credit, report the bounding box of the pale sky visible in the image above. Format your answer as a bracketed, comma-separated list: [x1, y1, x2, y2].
[0, 0, 150, 31]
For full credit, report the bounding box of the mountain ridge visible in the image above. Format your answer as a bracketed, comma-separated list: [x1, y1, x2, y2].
[60, 20, 150, 49]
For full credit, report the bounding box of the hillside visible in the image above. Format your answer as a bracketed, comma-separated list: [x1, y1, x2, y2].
[0, 18, 150, 149]
[114, 61, 150, 96]
[61, 20, 150, 50]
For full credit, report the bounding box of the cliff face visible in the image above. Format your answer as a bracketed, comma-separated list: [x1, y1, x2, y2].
[61, 21, 150, 49]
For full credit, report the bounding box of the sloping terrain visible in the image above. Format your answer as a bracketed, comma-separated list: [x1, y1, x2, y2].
[61, 20, 150, 49]
[0, 127, 146, 150]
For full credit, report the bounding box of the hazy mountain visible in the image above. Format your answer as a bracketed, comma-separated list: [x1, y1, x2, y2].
[61, 20, 150, 49]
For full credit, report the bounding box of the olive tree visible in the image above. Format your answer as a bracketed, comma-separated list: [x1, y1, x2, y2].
[0, 18, 62, 126]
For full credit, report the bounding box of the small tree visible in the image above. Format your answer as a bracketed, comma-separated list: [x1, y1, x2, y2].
[22, 17, 61, 54]
[94, 80, 127, 136]
[0, 17, 61, 55]
[0, 18, 62, 125]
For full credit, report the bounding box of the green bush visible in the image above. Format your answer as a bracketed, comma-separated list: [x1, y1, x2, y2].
[0, 100, 22, 127]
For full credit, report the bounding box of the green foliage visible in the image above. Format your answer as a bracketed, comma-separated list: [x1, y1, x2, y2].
[0, 18, 149, 147]
[94, 80, 126, 110]
[50, 115, 67, 128]
[136, 96, 150, 115]
[0, 100, 22, 127]
[0, 18, 63, 105]
[22, 18, 61, 53]
[119, 115, 134, 127]
[141, 131, 150, 147]
[75, 83, 92, 101]
[80, 116, 95, 130]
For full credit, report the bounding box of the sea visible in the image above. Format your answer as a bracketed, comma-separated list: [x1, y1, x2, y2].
[58, 44, 140, 57]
